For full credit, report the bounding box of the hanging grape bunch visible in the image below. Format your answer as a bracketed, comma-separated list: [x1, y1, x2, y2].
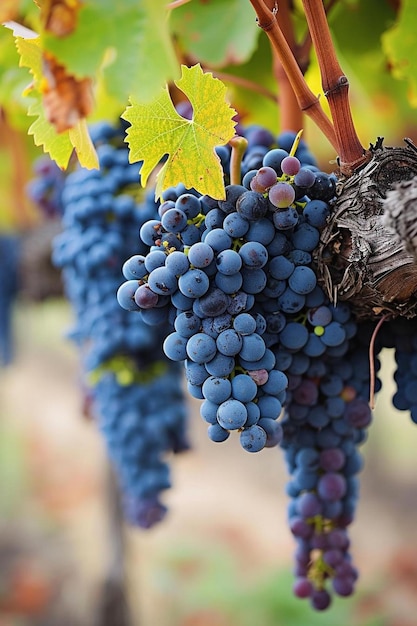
[31, 121, 191, 529]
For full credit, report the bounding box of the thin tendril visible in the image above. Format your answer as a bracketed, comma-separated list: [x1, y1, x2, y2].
[369, 313, 391, 409]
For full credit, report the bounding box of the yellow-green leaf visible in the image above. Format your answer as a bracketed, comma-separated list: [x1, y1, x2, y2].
[27, 97, 98, 169]
[16, 35, 98, 169]
[27, 98, 74, 168]
[15, 34, 42, 84]
[69, 118, 99, 169]
[122, 64, 237, 201]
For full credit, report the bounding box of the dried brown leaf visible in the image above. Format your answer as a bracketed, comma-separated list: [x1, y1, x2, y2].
[41, 52, 93, 133]
[41, 0, 82, 37]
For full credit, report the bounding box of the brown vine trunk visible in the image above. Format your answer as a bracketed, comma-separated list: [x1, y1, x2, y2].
[315, 140, 417, 321]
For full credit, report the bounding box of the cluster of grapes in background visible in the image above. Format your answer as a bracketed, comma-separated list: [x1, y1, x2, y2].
[0, 233, 20, 366]
[26, 120, 417, 611]
[30, 121, 190, 528]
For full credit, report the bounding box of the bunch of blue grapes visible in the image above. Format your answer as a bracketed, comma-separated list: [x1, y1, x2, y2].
[383, 316, 417, 422]
[49, 120, 190, 527]
[0, 233, 20, 366]
[118, 128, 337, 454]
[278, 317, 378, 610]
[26, 154, 66, 218]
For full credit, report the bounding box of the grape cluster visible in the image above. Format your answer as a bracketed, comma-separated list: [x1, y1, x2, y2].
[382, 317, 417, 423]
[26, 154, 66, 218]
[49, 121, 190, 527]
[0, 233, 20, 366]
[118, 129, 338, 454]
[279, 324, 376, 609]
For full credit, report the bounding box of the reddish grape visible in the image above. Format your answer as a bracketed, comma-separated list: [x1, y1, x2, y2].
[268, 182, 296, 208]
[281, 155, 301, 176]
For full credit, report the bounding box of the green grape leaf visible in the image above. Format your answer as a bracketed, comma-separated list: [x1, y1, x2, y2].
[169, 0, 260, 67]
[43, 0, 179, 105]
[27, 98, 74, 168]
[68, 118, 99, 169]
[382, 0, 417, 107]
[122, 64, 237, 201]
[16, 35, 98, 169]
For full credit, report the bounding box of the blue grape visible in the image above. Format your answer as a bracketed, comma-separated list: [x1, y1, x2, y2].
[240, 425, 267, 452]
[186, 333, 217, 363]
[217, 399, 247, 430]
[187, 242, 215, 268]
[202, 376, 232, 404]
[178, 269, 210, 298]
[207, 423, 230, 442]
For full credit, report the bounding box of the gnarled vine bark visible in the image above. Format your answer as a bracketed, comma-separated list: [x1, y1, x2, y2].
[316, 140, 417, 320]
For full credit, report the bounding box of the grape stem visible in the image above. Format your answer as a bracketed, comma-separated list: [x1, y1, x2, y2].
[248, 0, 339, 154]
[211, 70, 277, 102]
[301, 0, 371, 174]
[229, 135, 249, 185]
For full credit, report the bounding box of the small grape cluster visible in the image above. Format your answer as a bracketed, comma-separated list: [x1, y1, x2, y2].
[381, 316, 417, 422]
[280, 325, 375, 609]
[49, 121, 190, 527]
[26, 154, 66, 218]
[0, 233, 20, 366]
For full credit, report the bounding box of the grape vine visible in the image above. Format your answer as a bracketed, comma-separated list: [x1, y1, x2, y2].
[4, 0, 417, 618]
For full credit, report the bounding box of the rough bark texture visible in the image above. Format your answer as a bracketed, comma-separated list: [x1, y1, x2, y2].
[315, 140, 417, 321]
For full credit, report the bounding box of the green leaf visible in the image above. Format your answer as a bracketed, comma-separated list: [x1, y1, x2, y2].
[169, 0, 260, 67]
[43, 0, 180, 105]
[69, 118, 99, 169]
[122, 64, 237, 201]
[329, 0, 396, 57]
[15, 34, 43, 85]
[15, 35, 98, 168]
[0, 28, 36, 130]
[382, 0, 417, 107]
[27, 98, 74, 168]
[28, 99, 99, 169]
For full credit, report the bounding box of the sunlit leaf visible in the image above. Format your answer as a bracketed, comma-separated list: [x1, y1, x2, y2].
[27, 97, 74, 168]
[68, 117, 99, 169]
[122, 64, 237, 201]
[15, 33, 97, 167]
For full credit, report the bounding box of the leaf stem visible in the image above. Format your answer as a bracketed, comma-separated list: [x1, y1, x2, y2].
[248, 0, 339, 154]
[211, 70, 277, 103]
[301, 0, 370, 174]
